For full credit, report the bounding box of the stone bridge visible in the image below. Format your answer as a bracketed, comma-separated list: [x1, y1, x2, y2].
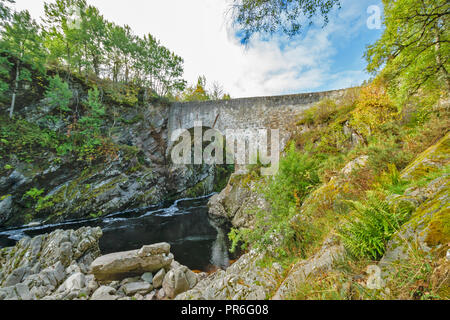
[168, 88, 346, 138]
[167, 89, 347, 169]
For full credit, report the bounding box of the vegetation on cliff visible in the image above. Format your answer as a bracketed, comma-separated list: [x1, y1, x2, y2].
[226, 0, 449, 300]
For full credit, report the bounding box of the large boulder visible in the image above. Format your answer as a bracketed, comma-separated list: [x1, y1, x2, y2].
[90, 243, 173, 281]
[208, 171, 270, 229]
[162, 267, 190, 299]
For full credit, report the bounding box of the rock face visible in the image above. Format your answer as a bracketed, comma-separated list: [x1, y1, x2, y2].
[0, 228, 198, 300]
[176, 251, 280, 300]
[0, 99, 229, 228]
[90, 243, 174, 281]
[208, 170, 270, 229]
[272, 238, 346, 300]
[162, 265, 198, 299]
[0, 227, 102, 300]
[379, 133, 450, 280]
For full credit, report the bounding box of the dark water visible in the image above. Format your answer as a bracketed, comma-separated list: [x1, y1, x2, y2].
[0, 195, 233, 271]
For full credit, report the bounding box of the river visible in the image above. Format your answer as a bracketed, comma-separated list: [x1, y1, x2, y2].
[0, 194, 234, 271]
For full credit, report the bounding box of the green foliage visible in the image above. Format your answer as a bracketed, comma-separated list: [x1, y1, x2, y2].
[229, 143, 320, 256]
[35, 195, 54, 213]
[365, 0, 450, 104]
[376, 164, 410, 195]
[266, 143, 320, 211]
[45, 75, 73, 113]
[78, 86, 104, 134]
[23, 188, 44, 200]
[0, 115, 63, 162]
[299, 98, 339, 126]
[1, 9, 44, 116]
[350, 83, 399, 140]
[22, 187, 44, 209]
[366, 133, 412, 175]
[42, 0, 186, 97]
[232, 0, 341, 44]
[180, 76, 210, 102]
[338, 192, 412, 260]
[179, 76, 230, 102]
[0, 0, 14, 22]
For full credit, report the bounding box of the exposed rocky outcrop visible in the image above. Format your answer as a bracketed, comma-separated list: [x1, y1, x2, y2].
[0, 229, 200, 300]
[90, 243, 174, 281]
[0, 227, 102, 300]
[0, 100, 228, 228]
[182, 133, 448, 300]
[272, 237, 345, 300]
[208, 170, 270, 229]
[379, 133, 450, 281]
[176, 251, 280, 300]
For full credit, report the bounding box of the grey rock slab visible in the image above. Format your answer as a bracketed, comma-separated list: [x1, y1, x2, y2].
[90, 244, 173, 281]
[152, 269, 165, 289]
[123, 281, 153, 296]
[91, 286, 118, 300]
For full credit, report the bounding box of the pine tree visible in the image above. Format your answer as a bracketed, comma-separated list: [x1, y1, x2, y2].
[2, 10, 44, 118]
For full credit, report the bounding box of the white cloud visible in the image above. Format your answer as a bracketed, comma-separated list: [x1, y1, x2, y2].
[12, 0, 377, 98]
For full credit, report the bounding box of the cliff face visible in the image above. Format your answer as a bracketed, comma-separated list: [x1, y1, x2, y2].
[179, 133, 449, 300]
[0, 78, 225, 228]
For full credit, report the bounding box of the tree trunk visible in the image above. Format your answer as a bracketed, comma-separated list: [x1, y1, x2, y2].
[9, 61, 20, 119]
[66, 42, 72, 80]
[93, 55, 100, 77]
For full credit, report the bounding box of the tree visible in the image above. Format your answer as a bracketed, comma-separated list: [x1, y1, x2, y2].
[0, 0, 14, 23]
[136, 33, 186, 97]
[45, 75, 73, 115]
[2, 10, 44, 118]
[210, 81, 231, 100]
[365, 0, 450, 103]
[80, 5, 107, 77]
[43, 0, 87, 77]
[105, 23, 135, 83]
[181, 76, 210, 101]
[231, 0, 341, 44]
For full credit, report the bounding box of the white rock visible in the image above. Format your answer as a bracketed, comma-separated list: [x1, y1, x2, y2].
[152, 269, 165, 289]
[91, 286, 118, 300]
[58, 272, 85, 292]
[162, 268, 190, 299]
[123, 282, 153, 296]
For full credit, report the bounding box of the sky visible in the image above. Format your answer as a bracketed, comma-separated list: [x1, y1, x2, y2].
[12, 0, 384, 98]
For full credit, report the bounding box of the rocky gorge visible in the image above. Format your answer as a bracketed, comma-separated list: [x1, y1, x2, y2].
[0, 78, 231, 228]
[0, 72, 448, 300]
[1, 119, 447, 301]
[0, 226, 207, 300]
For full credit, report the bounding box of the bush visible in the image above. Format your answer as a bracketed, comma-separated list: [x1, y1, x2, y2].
[299, 98, 339, 126]
[45, 75, 73, 114]
[350, 84, 399, 139]
[229, 143, 321, 256]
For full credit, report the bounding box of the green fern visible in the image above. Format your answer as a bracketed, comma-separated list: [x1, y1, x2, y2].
[338, 191, 412, 260]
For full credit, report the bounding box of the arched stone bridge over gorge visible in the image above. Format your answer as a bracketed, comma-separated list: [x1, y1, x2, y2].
[168, 88, 347, 140]
[167, 88, 348, 169]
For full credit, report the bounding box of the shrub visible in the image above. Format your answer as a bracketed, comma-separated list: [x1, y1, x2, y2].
[350, 84, 399, 139]
[45, 75, 73, 114]
[299, 98, 339, 126]
[229, 143, 321, 256]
